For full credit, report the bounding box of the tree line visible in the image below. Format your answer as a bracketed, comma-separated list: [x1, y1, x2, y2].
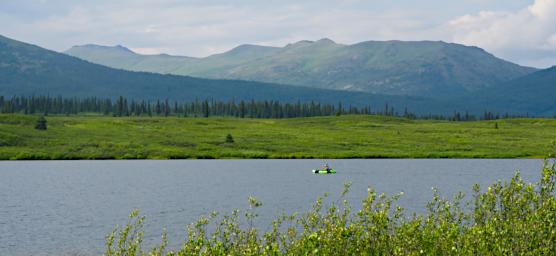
[0, 95, 530, 121]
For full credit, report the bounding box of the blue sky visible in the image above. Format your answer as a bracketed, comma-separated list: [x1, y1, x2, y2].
[1, 0, 555, 68]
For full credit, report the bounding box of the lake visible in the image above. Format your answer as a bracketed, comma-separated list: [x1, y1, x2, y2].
[0, 159, 544, 255]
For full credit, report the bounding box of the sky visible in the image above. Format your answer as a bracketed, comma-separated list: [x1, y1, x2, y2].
[1, 0, 555, 68]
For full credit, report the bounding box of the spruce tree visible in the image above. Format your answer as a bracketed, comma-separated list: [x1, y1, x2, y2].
[226, 134, 234, 143]
[35, 116, 47, 130]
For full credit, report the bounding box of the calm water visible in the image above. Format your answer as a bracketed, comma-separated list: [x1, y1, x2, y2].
[0, 159, 544, 255]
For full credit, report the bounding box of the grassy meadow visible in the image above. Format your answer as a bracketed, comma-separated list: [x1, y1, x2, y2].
[0, 114, 555, 160]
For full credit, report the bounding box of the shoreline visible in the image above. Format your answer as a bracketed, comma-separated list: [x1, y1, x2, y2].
[0, 156, 548, 161]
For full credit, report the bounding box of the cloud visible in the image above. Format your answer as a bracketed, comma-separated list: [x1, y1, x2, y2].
[130, 47, 163, 55]
[1, 1, 431, 57]
[548, 34, 556, 47]
[443, 0, 556, 67]
[0, 0, 555, 68]
[144, 25, 159, 34]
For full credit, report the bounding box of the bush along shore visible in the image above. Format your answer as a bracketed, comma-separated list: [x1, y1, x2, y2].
[105, 160, 556, 255]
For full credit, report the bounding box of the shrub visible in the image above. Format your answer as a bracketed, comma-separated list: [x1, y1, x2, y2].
[226, 134, 234, 143]
[105, 161, 556, 255]
[35, 115, 47, 130]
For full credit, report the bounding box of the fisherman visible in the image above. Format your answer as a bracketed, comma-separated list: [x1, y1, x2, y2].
[313, 161, 334, 174]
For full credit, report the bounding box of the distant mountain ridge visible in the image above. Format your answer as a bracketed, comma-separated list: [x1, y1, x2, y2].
[2, 34, 556, 116]
[66, 39, 537, 98]
[0, 34, 457, 115]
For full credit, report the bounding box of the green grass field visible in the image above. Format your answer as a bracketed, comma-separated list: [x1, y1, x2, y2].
[0, 114, 555, 160]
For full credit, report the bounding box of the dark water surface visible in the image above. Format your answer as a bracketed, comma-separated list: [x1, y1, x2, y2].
[0, 159, 544, 255]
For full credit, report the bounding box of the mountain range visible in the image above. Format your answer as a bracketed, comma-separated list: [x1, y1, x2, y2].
[66, 39, 537, 98]
[0, 34, 454, 114]
[1, 34, 555, 116]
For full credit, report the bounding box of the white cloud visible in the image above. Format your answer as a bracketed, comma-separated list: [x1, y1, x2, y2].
[130, 47, 163, 55]
[0, 1, 438, 57]
[144, 25, 159, 34]
[548, 34, 556, 47]
[443, 0, 556, 67]
[1, 0, 555, 68]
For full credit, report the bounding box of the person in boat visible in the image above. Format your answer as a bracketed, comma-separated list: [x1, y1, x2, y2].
[323, 163, 331, 171]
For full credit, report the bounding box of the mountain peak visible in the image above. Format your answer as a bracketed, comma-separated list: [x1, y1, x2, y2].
[218, 44, 280, 59]
[229, 44, 264, 52]
[285, 38, 337, 48]
[316, 38, 335, 44]
[285, 40, 314, 48]
[68, 44, 135, 54]
[114, 44, 133, 52]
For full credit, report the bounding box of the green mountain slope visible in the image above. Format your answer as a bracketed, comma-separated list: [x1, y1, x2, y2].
[66, 39, 537, 97]
[0, 34, 454, 114]
[466, 66, 556, 116]
[64, 44, 197, 74]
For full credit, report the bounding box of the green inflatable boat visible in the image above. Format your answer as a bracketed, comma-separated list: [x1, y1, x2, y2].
[312, 169, 336, 174]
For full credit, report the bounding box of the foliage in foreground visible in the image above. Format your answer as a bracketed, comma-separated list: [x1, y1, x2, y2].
[105, 161, 556, 255]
